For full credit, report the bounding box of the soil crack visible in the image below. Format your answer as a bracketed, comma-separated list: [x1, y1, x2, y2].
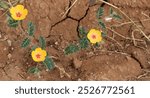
[131, 55, 143, 69]
[47, 0, 72, 38]
[2, 68, 12, 80]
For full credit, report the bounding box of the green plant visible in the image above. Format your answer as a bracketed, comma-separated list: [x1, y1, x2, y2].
[7, 15, 19, 28]
[64, 27, 103, 55]
[21, 22, 54, 71]
[0, 0, 9, 9]
[1, 2, 55, 74]
[97, 6, 122, 31]
[27, 66, 40, 74]
[64, 5, 122, 55]
[64, 27, 88, 55]
[109, 7, 122, 20]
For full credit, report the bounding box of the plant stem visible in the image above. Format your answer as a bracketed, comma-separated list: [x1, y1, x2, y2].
[97, 0, 150, 41]
[8, 0, 13, 7]
[55, 65, 71, 78]
[113, 18, 150, 27]
[62, 0, 78, 18]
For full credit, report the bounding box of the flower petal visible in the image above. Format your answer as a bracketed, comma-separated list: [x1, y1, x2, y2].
[40, 55, 46, 61]
[31, 48, 47, 62]
[31, 51, 38, 62]
[36, 48, 42, 52]
[23, 9, 28, 16]
[96, 36, 102, 42]
[89, 38, 95, 43]
[87, 29, 103, 44]
[89, 29, 96, 34]
[11, 14, 18, 20]
[16, 5, 24, 10]
[19, 14, 26, 20]
[9, 5, 28, 20]
[96, 30, 102, 36]
[41, 50, 47, 57]
[9, 7, 16, 14]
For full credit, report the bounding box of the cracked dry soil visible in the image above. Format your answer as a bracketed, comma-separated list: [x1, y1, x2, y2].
[0, 0, 150, 80]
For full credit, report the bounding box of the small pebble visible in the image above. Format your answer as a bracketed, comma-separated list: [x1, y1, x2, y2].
[7, 54, 12, 59]
[55, 42, 58, 45]
[73, 58, 82, 69]
[7, 40, 12, 46]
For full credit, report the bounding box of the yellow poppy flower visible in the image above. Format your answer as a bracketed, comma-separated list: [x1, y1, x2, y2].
[87, 29, 102, 44]
[31, 48, 47, 62]
[9, 5, 28, 20]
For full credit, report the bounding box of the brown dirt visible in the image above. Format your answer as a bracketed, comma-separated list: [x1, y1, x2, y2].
[0, 0, 150, 81]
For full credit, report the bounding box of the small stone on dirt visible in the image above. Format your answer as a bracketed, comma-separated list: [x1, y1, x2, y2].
[73, 58, 82, 69]
[55, 42, 58, 45]
[7, 40, 12, 46]
[7, 54, 12, 59]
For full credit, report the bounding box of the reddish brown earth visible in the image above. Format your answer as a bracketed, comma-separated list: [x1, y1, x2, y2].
[0, 0, 150, 80]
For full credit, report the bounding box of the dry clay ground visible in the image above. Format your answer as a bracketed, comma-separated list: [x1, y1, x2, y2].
[0, 0, 150, 80]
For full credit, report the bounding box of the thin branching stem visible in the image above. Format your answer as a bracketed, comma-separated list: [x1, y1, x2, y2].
[62, 0, 78, 18]
[97, 0, 150, 41]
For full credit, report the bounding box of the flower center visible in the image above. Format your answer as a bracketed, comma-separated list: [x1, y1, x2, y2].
[16, 12, 22, 17]
[36, 54, 41, 59]
[92, 34, 96, 39]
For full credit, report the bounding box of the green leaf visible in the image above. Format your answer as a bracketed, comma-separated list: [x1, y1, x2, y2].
[97, 6, 104, 18]
[31, 45, 38, 51]
[98, 19, 106, 30]
[27, 22, 35, 36]
[7, 16, 19, 28]
[109, 8, 122, 20]
[112, 14, 122, 20]
[109, 7, 113, 15]
[0, 1, 9, 9]
[102, 32, 107, 37]
[79, 37, 89, 49]
[39, 36, 46, 49]
[65, 44, 79, 55]
[27, 67, 40, 74]
[78, 26, 87, 37]
[43, 56, 54, 70]
[95, 42, 100, 47]
[21, 38, 30, 48]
